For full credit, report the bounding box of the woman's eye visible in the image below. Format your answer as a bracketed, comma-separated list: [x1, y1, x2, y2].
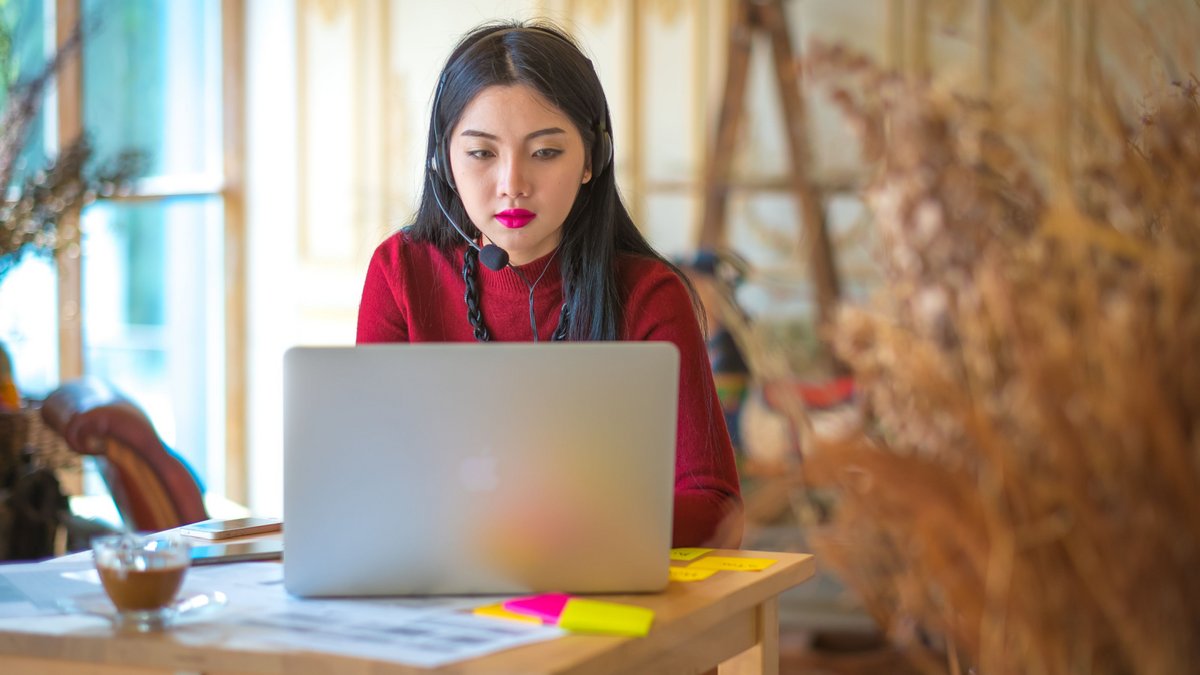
[533, 148, 563, 160]
[467, 149, 494, 159]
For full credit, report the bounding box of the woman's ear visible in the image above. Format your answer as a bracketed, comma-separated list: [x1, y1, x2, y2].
[582, 163, 593, 185]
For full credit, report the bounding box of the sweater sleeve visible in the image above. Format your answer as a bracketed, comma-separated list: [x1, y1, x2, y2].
[625, 262, 744, 549]
[357, 237, 410, 344]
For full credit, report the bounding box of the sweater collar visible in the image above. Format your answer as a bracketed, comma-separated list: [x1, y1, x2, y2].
[476, 245, 564, 298]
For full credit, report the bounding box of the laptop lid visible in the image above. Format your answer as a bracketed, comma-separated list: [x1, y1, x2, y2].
[282, 342, 679, 597]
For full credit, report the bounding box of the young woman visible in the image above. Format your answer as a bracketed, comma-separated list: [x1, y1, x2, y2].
[356, 20, 742, 548]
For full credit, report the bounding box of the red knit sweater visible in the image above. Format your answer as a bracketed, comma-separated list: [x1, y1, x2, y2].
[357, 232, 744, 548]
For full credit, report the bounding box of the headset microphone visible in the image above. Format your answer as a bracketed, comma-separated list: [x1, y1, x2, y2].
[429, 179, 510, 271]
[478, 243, 510, 272]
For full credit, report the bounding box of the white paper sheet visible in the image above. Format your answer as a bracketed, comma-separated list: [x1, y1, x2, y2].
[0, 560, 563, 668]
[232, 601, 564, 667]
[0, 560, 100, 618]
[185, 563, 563, 668]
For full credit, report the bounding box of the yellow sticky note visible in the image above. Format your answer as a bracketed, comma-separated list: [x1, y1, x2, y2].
[473, 603, 543, 625]
[687, 556, 776, 572]
[669, 566, 718, 582]
[669, 547, 713, 561]
[557, 599, 655, 637]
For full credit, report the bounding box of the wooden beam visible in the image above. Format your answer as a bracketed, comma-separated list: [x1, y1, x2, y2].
[981, 0, 999, 94]
[55, 0, 83, 381]
[886, 0, 905, 71]
[758, 0, 841, 335]
[627, 0, 645, 225]
[698, 0, 752, 249]
[222, 0, 247, 505]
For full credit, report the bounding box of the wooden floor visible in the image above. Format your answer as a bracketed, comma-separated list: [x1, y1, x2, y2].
[778, 629, 927, 674]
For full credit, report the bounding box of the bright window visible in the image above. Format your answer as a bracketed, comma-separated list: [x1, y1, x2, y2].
[0, 0, 56, 396]
[1, 0, 233, 496]
[80, 0, 225, 490]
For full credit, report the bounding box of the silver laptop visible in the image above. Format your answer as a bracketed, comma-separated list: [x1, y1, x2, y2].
[282, 342, 679, 597]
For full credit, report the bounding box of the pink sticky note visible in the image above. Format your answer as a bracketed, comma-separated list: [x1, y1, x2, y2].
[502, 593, 572, 624]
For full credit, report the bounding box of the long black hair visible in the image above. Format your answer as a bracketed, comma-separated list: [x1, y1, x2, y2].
[409, 20, 699, 341]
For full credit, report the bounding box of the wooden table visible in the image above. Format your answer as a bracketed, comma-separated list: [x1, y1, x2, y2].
[0, 539, 814, 675]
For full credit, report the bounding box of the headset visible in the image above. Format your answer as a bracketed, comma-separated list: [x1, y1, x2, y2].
[424, 26, 612, 342]
[426, 27, 614, 193]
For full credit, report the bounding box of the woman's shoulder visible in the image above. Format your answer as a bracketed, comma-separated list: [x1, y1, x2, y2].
[616, 252, 685, 289]
[615, 252, 692, 306]
[369, 227, 448, 266]
[615, 252, 702, 341]
[371, 226, 417, 255]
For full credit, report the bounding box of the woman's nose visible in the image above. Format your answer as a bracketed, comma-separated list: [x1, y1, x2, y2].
[497, 155, 530, 198]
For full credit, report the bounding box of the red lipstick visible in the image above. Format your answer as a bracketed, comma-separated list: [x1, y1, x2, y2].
[495, 208, 535, 229]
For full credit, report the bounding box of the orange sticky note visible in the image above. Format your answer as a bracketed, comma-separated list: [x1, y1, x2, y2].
[557, 599, 654, 637]
[473, 603, 543, 625]
[669, 566, 717, 582]
[669, 547, 713, 561]
[686, 556, 776, 572]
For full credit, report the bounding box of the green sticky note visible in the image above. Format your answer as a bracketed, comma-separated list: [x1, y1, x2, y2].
[687, 555, 776, 572]
[557, 599, 655, 637]
[669, 547, 713, 561]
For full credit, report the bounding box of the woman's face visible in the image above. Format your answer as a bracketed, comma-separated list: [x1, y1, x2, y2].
[448, 83, 592, 266]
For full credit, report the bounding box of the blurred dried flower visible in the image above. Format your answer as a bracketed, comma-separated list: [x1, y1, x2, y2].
[800, 28, 1200, 675]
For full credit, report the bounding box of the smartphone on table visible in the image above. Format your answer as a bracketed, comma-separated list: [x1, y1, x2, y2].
[179, 517, 282, 540]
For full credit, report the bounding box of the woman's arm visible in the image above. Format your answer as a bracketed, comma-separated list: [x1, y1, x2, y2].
[624, 259, 744, 548]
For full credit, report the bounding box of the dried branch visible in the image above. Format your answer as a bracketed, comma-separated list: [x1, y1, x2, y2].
[0, 20, 141, 283]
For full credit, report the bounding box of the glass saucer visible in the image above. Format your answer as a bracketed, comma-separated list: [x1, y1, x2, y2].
[58, 589, 228, 632]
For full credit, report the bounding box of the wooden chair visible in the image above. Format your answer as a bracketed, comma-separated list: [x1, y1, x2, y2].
[40, 379, 208, 532]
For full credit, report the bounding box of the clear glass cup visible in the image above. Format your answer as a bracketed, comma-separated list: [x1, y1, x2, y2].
[92, 532, 191, 632]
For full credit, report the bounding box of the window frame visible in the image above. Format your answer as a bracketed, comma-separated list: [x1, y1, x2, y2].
[51, 0, 246, 503]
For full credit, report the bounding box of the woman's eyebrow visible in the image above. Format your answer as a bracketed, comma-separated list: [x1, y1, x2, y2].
[459, 127, 567, 140]
[526, 127, 566, 140]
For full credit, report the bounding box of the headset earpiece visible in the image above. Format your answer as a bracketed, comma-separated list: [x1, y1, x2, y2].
[592, 119, 613, 180]
[428, 71, 457, 192]
[430, 140, 456, 191]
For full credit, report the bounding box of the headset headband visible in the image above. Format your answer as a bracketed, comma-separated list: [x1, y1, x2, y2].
[427, 26, 613, 191]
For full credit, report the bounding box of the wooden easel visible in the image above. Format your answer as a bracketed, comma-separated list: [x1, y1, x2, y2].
[700, 0, 841, 336]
